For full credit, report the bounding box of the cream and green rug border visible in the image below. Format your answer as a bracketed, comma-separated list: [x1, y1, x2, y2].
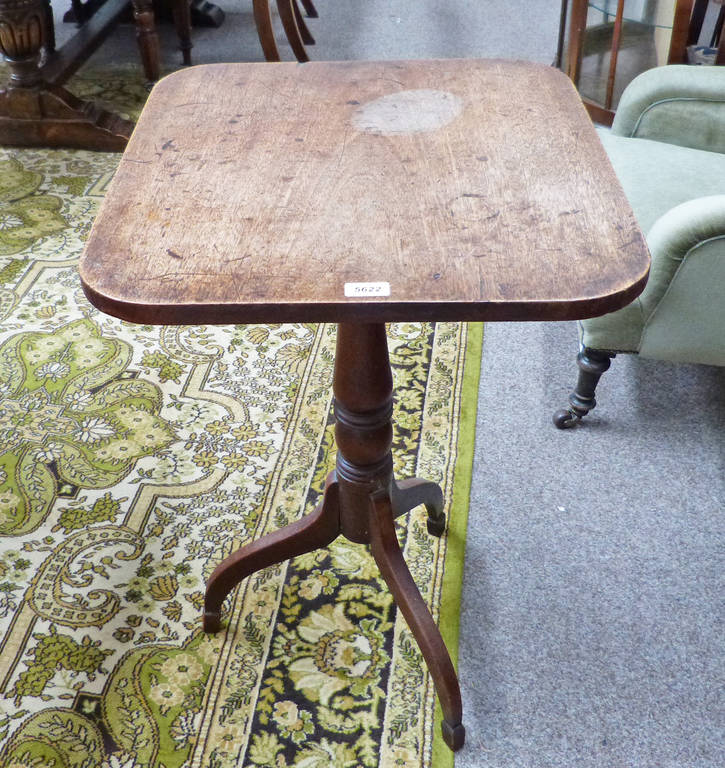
[432, 320, 482, 768]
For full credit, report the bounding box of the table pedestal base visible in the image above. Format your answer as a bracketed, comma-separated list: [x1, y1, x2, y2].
[0, 84, 133, 150]
[203, 322, 465, 752]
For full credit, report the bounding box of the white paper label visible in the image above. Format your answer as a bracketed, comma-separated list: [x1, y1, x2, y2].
[344, 281, 391, 298]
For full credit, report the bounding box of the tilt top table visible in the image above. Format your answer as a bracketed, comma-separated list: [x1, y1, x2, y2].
[79, 60, 650, 751]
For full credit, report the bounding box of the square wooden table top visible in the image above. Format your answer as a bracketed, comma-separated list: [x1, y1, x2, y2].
[80, 59, 649, 325]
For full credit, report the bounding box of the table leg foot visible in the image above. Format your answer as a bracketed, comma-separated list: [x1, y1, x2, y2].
[441, 719, 466, 751]
[368, 492, 464, 750]
[203, 610, 222, 633]
[392, 477, 446, 537]
[203, 482, 341, 632]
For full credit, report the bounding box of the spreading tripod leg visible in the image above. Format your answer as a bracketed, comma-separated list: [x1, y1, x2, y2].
[204, 483, 340, 632]
[391, 477, 446, 536]
[368, 492, 465, 751]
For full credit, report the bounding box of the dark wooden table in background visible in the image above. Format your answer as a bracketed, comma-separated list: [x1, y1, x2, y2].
[0, 0, 154, 149]
[0, 0, 210, 150]
[79, 59, 650, 750]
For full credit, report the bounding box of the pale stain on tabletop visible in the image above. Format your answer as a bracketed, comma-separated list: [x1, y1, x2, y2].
[352, 89, 464, 135]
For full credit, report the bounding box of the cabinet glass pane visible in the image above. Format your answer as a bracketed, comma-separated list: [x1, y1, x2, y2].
[576, 0, 676, 110]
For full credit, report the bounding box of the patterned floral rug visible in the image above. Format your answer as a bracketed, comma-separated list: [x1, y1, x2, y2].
[0, 68, 482, 768]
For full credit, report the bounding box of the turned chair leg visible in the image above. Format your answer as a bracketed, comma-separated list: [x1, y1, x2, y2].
[131, 0, 161, 83]
[132, 0, 161, 81]
[553, 347, 615, 429]
[172, 0, 193, 65]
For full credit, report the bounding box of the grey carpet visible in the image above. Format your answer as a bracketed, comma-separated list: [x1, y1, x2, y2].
[51, 3, 724, 765]
[57, 0, 560, 68]
[460, 320, 723, 768]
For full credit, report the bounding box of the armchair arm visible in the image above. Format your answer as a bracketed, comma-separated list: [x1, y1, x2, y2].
[637, 195, 725, 364]
[581, 196, 725, 365]
[612, 65, 725, 153]
[640, 195, 725, 316]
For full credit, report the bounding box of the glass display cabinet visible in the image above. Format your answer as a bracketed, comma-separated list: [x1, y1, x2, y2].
[558, 0, 694, 123]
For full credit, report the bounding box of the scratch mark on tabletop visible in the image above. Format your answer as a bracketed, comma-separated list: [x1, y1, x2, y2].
[141, 272, 221, 282]
[619, 236, 643, 250]
[337, 127, 350, 168]
[174, 102, 209, 109]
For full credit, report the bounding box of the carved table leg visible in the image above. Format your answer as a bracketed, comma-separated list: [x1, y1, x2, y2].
[333, 322, 464, 751]
[0, 0, 133, 149]
[202, 322, 465, 751]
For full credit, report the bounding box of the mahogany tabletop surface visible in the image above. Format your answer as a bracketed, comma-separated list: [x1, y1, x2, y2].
[80, 59, 650, 325]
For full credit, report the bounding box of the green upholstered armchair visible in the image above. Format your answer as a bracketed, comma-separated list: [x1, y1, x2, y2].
[554, 65, 725, 428]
